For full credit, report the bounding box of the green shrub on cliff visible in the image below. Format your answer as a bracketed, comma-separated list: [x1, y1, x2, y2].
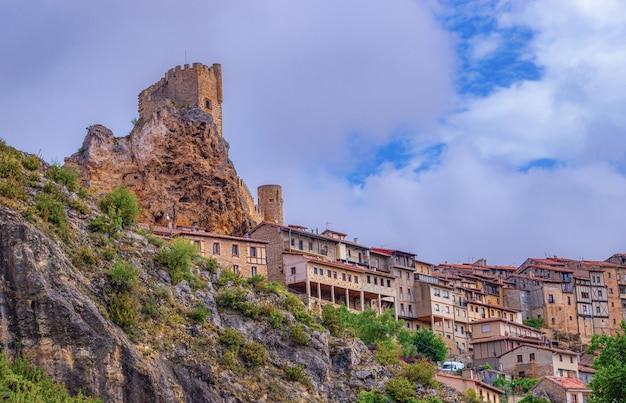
[44, 164, 79, 192]
[98, 184, 140, 229]
[155, 237, 201, 284]
[0, 353, 101, 402]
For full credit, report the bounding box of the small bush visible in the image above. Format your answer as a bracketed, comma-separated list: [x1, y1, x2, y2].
[156, 237, 200, 284]
[239, 301, 263, 319]
[373, 339, 400, 365]
[284, 364, 311, 388]
[0, 178, 26, 199]
[284, 294, 305, 311]
[385, 376, 416, 403]
[240, 341, 267, 368]
[44, 164, 79, 192]
[98, 184, 140, 228]
[68, 198, 89, 214]
[246, 274, 267, 288]
[462, 389, 482, 403]
[72, 247, 98, 269]
[108, 292, 139, 330]
[268, 307, 285, 329]
[222, 350, 241, 373]
[290, 324, 310, 345]
[400, 359, 438, 388]
[34, 193, 66, 226]
[21, 155, 40, 171]
[356, 390, 387, 403]
[217, 268, 243, 288]
[146, 234, 165, 247]
[106, 261, 138, 292]
[89, 206, 122, 237]
[186, 273, 207, 290]
[0, 154, 24, 180]
[188, 303, 211, 322]
[322, 303, 343, 336]
[218, 328, 244, 351]
[215, 288, 248, 309]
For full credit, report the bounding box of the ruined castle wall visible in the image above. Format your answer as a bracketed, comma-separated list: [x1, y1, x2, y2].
[258, 185, 284, 225]
[138, 63, 223, 136]
[237, 177, 264, 224]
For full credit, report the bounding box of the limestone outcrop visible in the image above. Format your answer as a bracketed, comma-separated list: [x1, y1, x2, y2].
[65, 106, 259, 236]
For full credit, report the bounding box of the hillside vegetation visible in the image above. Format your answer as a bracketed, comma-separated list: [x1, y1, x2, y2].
[0, 139, 464, 402]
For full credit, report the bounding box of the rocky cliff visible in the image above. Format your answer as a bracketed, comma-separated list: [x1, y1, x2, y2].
[0, 145, 395, 402]
[65, 106, 259, 236]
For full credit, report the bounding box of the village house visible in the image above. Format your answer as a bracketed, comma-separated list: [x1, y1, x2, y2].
[148, 224, 268, 278]
[498, 344, 579, 379]
[436, 373, 504, 403]
[530, 376, 591, 403]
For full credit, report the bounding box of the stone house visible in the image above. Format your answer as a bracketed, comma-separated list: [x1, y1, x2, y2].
[530, 376, 591, 403]
[498, 344, 579, 379]
[282, 253, 396, 313]
[436, 373, 504, 403]
[150, 224, 268, 278]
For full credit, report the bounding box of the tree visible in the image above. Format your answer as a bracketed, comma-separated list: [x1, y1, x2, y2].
[400, 328, 448, 363]
[523, 318, 544, 330]
[99, 184, 140, 229]
[337, 307, 403, 345]
[586, 321, 626, 402]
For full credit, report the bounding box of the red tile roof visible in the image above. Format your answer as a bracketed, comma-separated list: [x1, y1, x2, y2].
[544, 376, 590, 391]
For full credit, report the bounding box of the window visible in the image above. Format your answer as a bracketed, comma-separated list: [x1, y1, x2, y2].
[290, 267, 296, 275]
[400, 287, 403, 295]
[517, 355, 523, 363]
[567, 296, 571, 305]
[387, 279, 391, 287]
[445, 306, 450, 313]
[582, 292, 589, 299]
[434, 288, 441, 296]
[443, 290, 449, 298]
[583, 305, 587, 313]
[408, 289, 411, 296]
[559, 354, 563, 362]
[233, 265, 239, 274]
[291, 238, 295, 246]
[328, 270, 332, 278]
[461, 326, 465, 334]
[408, 305, 412, 313]
[251, 267, 257, 276]
[298, 240, 303, 250]
[435, 304, 440, 311]
[333, 271, 337, 279]
[212, 243, 220, 255]
[320, 268, 324, 276]
[596, 306, 601, 314]
[401, 303, 405, 311]
[374, 277, 378, 285]
[551, 317, 556, 325]
[250, 247, 257, 257]
[608, 272, 611, 278]
[205, 99, 212, 109]
[314, 267, 318, 275]
[354, 276, 358, 284]
[367, 275, 371, 284]
[598, 290, 603, 297]
[342, 273, 346, 281]
[481, 324, 491, 332]
[570, 356, 574, 363]
[232, 244, 239, 256]
[548, 294, 555, 303]
[610, 288, 614, 294]
[348, 274, 352, 282]
[308, 241, 313, 251]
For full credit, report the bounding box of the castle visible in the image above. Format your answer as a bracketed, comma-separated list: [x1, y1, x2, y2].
[138, 63, 224, 137]
[136, 62, 284, 228]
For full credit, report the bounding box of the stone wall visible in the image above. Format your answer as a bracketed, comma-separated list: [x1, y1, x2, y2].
[138, 63, 223, 137]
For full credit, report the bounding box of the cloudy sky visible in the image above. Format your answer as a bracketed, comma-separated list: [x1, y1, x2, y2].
[2, 0, 626, 266]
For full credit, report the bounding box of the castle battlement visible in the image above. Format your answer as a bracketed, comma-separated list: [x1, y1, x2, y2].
[138, 62, 223, 136]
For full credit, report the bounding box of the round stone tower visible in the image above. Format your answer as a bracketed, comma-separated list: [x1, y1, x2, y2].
[258, 185, 284, 225]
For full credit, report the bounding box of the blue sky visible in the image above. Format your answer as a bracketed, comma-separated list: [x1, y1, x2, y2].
[1, 0, 626, 265]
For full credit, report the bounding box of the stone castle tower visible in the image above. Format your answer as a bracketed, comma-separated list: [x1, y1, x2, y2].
[257, 185, 284, 225]
[138, 63, 223, 136]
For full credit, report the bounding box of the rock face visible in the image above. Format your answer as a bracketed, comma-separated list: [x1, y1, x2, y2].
[0, 204, 393, 402]
[65, 106, 259, 236]
[0, 208, 176, 402]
